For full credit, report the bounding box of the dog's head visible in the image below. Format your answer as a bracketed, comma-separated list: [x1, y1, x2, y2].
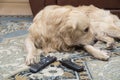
[59, 9, 94, 46]
[29, 5, 94, 51]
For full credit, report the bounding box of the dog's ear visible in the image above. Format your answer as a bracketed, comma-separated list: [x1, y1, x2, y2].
[29, 22, 40, 40]
[59, 20, 82, 46]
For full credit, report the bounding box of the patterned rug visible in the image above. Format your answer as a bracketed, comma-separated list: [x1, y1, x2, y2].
[0, 16, 32, 79]
[0, 16, 120, 80]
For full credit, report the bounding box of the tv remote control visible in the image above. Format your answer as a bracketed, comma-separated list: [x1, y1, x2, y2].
[60, 59, 84, 72]
[29, 56, 57, 73]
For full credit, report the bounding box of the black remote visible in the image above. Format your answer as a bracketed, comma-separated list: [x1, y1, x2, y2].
[60, 59, 84, 72]
[29, 56, 57, 73]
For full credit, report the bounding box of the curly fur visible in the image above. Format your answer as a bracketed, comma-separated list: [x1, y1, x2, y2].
[25, 5, 120, 65]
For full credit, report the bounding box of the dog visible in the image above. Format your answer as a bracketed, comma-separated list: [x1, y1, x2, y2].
[25, 5, 120, 65]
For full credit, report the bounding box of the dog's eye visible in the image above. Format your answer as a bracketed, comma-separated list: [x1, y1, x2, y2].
[84, 27, 89, 32]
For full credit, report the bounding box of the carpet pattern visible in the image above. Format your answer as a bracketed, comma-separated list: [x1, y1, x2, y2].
[0, 16, 120, 80]
[0, 16, 32, 42]
[0, 16, 32, 79]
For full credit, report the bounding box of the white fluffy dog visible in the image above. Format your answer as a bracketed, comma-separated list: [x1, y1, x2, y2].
[25, 5, 120, 65]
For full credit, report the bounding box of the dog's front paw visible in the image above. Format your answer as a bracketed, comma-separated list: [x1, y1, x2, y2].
[100, 53, 110, 61]
[96, 51, 110, 61]
[26, 54, 39, 65]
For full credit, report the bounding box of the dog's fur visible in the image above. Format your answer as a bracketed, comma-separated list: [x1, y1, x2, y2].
[25, 5, 120, 65]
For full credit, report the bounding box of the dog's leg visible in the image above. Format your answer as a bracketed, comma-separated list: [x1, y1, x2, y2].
[25, 35, 40, 65]
[112, 15, 120, 27]
[95, 34, 115, 49]
[84, 45, 109, 60]
[107, 27, 120, 39]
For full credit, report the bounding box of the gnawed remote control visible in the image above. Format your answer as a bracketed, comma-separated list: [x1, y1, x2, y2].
[29, 56, 57, 73]
[60, 59, 84, 72]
